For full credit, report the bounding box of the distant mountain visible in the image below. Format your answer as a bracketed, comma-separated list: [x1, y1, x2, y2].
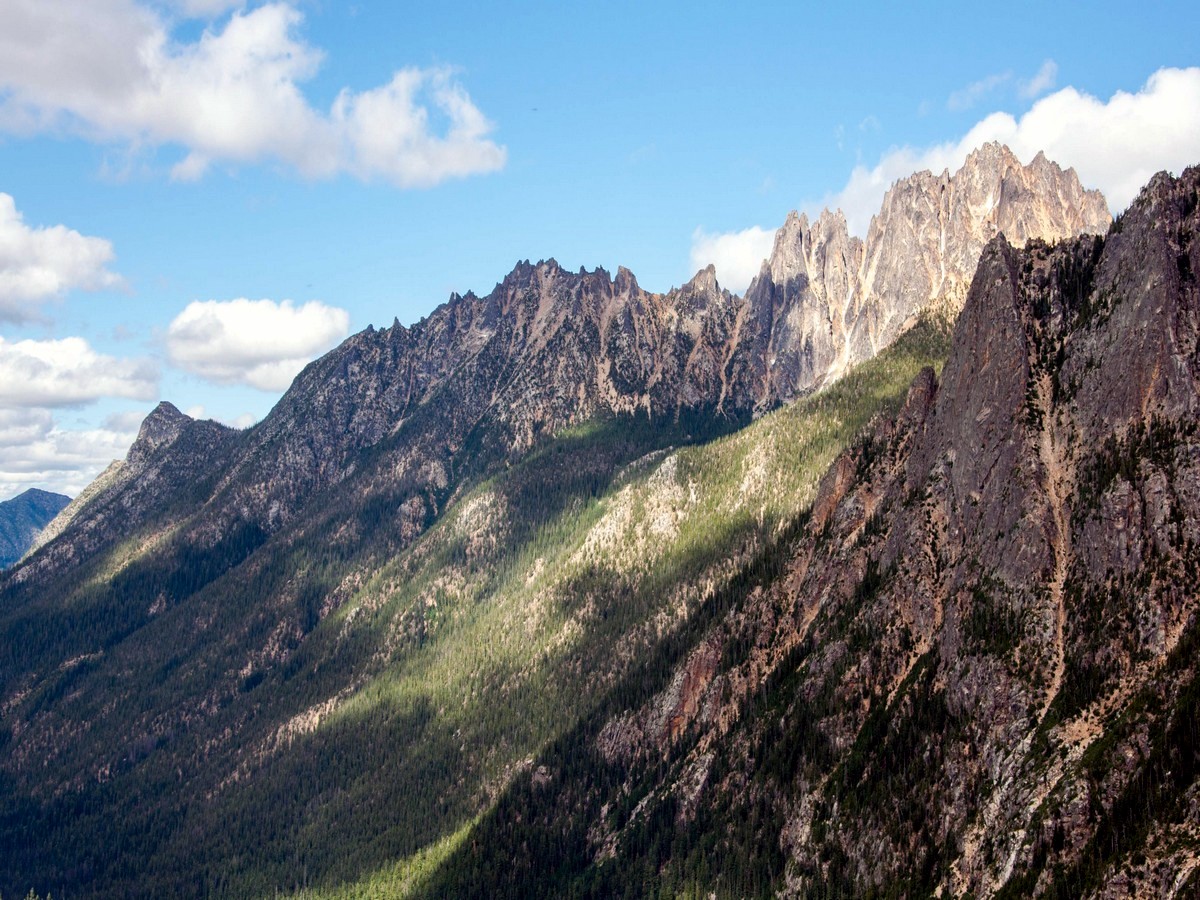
[0, 489, 70, 568]
[0, 146, 1130, 899]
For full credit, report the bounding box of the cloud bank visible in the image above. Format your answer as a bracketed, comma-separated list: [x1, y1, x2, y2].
[0, 336, 158, 407]
[0, 408, 143, 496]
[0, 193, 123, 321]
[0, 0, 506, 186]
[166, 297, 350, 390]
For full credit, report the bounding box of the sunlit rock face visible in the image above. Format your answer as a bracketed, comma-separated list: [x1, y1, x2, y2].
[736, 141, 1111, 411]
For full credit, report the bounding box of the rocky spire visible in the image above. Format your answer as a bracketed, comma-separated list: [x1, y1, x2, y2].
[738, 142, 1112, 411]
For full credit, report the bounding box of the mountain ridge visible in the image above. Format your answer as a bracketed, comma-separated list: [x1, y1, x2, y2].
[22, 144, 1107, 588]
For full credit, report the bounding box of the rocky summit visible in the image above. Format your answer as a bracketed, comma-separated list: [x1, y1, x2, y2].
[735, 142, 1111, 410]
[3, 150, 1196, 900]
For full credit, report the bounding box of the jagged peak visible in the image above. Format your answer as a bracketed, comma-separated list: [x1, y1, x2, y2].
[769, 211, 810, 263]
[960, 139, 1021, 171]
[496, 257, 569, 292]
[615, 265, 640, 294]
[1133, 165, 1198, 209]
[144, 400, 189, 427]
[126, 401, 191, 468]
[780, 209, 808, 235]
[684, 263, 719, 294]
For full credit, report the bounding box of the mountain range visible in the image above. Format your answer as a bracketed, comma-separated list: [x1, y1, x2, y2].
[3, 145, 1196, 899]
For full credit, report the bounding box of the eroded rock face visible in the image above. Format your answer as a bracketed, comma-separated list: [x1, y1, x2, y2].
[577, 165, 1199, 897]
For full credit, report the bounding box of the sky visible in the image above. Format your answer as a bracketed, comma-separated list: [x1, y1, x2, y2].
[1, 0, 1198, 499]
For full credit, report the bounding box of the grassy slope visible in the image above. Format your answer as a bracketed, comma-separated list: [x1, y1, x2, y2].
[282, 316, 951, 899]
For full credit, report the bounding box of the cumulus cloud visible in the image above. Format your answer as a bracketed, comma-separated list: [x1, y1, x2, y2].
[816, 66, 1200, 235]
[688, 226, 775, 295]
[0, 408, 54, 448]
[0, 193, 123, 321]
[104, 409, 151, 432]
[166, 297, 350, 390]
[0, 336, 158, 407]
[329, 68, 508, 187]
[0, 407, 142, 496]
[0, 0, 506, 186]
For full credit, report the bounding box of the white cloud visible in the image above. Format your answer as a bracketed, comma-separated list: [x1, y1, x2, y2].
[330, 68, 508, 187]
[814, 66, 1200, 235]
[0, 193, 123, 321]
[166, 297, 350, 390]
[689, 226, 775, 295]
[0, 1, 506, 186]
[104, 409, 151, 432]
[0, 408, 54, 447]
[946, 61, 1058, 113]
[0, 336, 158, 406]
[1020, 60, 1058, 99]
[0, 407, 141, 497]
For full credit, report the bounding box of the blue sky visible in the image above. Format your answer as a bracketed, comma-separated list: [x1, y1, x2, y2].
[1, 0, 1199, 498]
